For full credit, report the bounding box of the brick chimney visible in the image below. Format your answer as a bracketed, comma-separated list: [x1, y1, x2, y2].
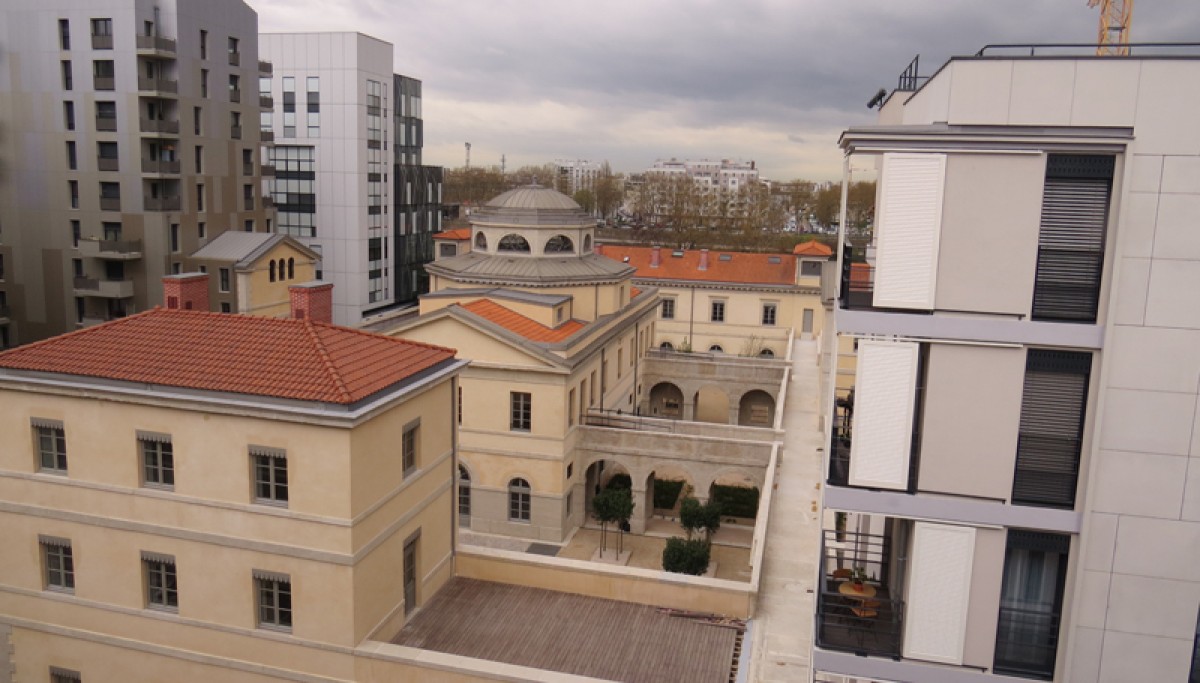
[698, 249, 710, 271]
[289, 282, 333, 323]
[595, 243, 605, 256]
[162, 273, 210, 311]
[650, 245, 661, 268]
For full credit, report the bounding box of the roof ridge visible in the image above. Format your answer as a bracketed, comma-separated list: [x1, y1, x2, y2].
[305, 318, 458, 355]
[303, 319, 353, 403]
[0, 308, 160, 361]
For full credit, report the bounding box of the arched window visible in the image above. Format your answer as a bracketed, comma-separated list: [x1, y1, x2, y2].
[497, 234, 531, 253]
[508, 477, 531, 521]
[659, 341, 674, 350]
[277, 259, 286, 281]
[544, 235, 574, 253]
[475, 232, 487, 251]
[583, 235, 592, 253]
[269, 261, 276, 282]
[759, 348, 775, 358]
[458, 465, 471, 527]
[287, 257, 294, 280]
[709, 345, 724, 353]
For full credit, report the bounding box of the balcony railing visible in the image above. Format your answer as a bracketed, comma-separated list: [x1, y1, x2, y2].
[144, 196, 181, 211]
[826, 385, 923, 493]
[260, 164, 276, 177]
[137, 77, 178, 94]
[259, 94, 273, 108]
[816, 529, 903, 659]
[135, 35, 177, 54]
[79, 239, 143, 260]
[228, 52, 241, 66]
[262, 197, 275, 208]
[99, 197, 121, 211]
[142, 159, 180, 175]
[839, 243, 875, 310]
[139, 118, 179, 135]
[994, 606, 1061, 680]
[94, 76, 115, 91]
[73, 277, 134, 299]
[95, 115, 118, 132]
[260, 130, 275, 143]
[258, 60, 273, 74]
[230, 125, 242, 140]
[229, 88, 241, 103]
[96, 157, 119, 172]
[91, 35, 113, 50]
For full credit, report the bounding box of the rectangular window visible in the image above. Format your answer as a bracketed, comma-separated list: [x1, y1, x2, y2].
[68, 180, 79, 209]
[200, 68, 208, 98]
[169, 224, 179, 252]
[194, 145, 203, 173]
[143, 553, 178, 611]
[251, 449, 287, 505]
[50, 667, 81, 683]
[40, 536, 74, 592]
[1032, 155, 1114, 324]
[71, 220, 81, 248]
[64, 101, 75, 130]
[197, 221, 206, 240]
[762, 303, 778, 326]
[402, 422, 418, 475]
[993, 531, 1069, 679]
[568, 389, 576, 427]
[90, 18, 112, 36]
[34, 421, 68, 473]
[255, 573, 292, 631]
[193, 106, 202, 135]
[140, 433, 174, 488]
[220, 302, 231, 313]
[196, 183, 204, 212]
[403, 535, 418, 614]
[61, 60, 73, 90]
[1012, 349, 1092, 508]
[199, 29, 207, 59]
[59, 19, 70, 50]
[65, 141, 76, 170]
[710, 300, 726, 323]
[92, 59, 114, 90]
[510, 392, 532, 431]
[661, 298, 675, 320]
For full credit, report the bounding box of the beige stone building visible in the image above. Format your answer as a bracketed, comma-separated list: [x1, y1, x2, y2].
[816, 46, 1200, 683]
[0, 306, 466, 680]
[0, 0, 276, 346]
[598, 241, 830, 358]
[184, 231, 320, 316]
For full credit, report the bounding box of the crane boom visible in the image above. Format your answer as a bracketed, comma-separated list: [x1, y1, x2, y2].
[1087, 0, 1133, 56]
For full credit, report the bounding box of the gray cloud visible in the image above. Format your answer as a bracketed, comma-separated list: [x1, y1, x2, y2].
[256, 0, 1200, 180]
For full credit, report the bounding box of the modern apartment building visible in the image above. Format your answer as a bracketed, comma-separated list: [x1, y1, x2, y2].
[258, 34, 442, 323]
[554, 158, 600, 195]
[816, 46, 1200, 683]
[0, 0, 275, 345]
[646, 158, 759, 192]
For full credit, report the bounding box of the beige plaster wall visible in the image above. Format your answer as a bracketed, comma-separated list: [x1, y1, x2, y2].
[236, 240, 317, 317]
[962, 527, 1006, 669]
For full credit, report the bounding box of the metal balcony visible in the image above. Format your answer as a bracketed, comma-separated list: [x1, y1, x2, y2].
[99, 197, 121, 212]
[228, 52, 241, 66]
[259, 94, 273, 108]
[260, 130, 275, 143]
[142, 159, 180, 175]
[96, 157, 119, 172]
[230, 125, 243, 140]
[816, 529, 904, 659]
[229, 88, 241, 103]
[95, 116, 118, 132]
[78, 239, 143, 260]
[258, 60, 273, 74]
[135, 35, 177, 55]
[91, 35, 113, 50]
[143, 196, 181, 212]
[94, 76, 116, 91]
[137, 77, 178, 95]
[73, 277, 134, 299]
[261, 164, 276, 177]
[262, 197, 275, 209]
[139, 118, 179, 135]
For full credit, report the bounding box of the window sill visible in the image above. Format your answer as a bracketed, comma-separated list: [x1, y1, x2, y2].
[146, 604, 178, 614]
[44, 586, 75, 595]
[253, 498, 288, 509]
[36, 469, 68, 477]
[257, 623, 293, 634]
[142, 483, 174, 492]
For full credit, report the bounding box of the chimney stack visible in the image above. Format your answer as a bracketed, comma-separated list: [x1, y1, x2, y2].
[650, 245, 661, 268]
[698, 249, 710, 271]
[162, 273, 210, 311]
[595, 243, 605, 256]
[289, 282, 333, 323]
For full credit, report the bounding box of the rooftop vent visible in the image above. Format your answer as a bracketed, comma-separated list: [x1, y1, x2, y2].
[672, 250, 684, 258]
[623, 256, 630, 262]
[768, 256, 782, 264]
[719, 254, 732, 261]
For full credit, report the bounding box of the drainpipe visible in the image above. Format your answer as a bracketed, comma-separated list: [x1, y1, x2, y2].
[633, 319, 640, 415]
[450, 374, 459, 560]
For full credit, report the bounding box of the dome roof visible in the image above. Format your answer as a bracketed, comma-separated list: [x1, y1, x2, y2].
[471, 184, 594, 229]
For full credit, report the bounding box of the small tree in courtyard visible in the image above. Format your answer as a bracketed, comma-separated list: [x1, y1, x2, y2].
[679, 497, 722, 546]
[662, 537, 710, 575]
[593, 487, 634, 557]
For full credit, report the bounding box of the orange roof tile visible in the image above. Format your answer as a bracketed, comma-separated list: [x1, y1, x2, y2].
[459, 299, 584, 343]
[631, 287, 642, 298]
[793, 241, 834, 257]
[0, 309, 456, 405]
[600, 246, 798, 286]
[433, 228, 471, 241]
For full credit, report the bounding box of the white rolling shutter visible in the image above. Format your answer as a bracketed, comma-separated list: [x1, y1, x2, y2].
[903, 522, 976, 665]
[873, 153, 946, 310]
[848, 340, 918, 490]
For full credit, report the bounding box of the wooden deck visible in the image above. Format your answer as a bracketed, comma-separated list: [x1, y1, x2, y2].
[392, 578, 739, 683]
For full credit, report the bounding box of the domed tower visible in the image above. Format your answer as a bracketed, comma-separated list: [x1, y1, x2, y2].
[426, 185, 632, 299]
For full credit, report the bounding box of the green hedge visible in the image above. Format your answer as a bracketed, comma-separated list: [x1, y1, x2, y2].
[605, 473, 632, 490]
[662, 537, 710, 575]
[710, 484, 760, 519]
[653, 478, 685, 509]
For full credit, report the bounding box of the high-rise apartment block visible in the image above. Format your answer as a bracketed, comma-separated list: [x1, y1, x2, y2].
[646, 158, 759, 192]
[0, 0, 274, 345]
[817, 47, 1200, 682]
[554, 158, 600, 195]
[258, 34, 442, 324]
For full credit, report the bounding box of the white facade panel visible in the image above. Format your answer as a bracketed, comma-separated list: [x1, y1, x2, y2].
[848, 340, 919, 490]
[873, 153, 945, 310]
[903, 522, 976, 665]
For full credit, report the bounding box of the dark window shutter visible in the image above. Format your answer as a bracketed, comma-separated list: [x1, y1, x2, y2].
[1012, 349, 1092, 508]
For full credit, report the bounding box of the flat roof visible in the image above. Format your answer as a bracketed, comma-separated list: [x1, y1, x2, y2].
[392, 578, 739, 683]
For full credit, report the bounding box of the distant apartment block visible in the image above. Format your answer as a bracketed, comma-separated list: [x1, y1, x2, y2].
[646, 158, 759, 192]
[554, 158, 600, 195]
[258, 34, 442, 323]
[0, 0, 274, 345]
[816, 46, 1200, 683]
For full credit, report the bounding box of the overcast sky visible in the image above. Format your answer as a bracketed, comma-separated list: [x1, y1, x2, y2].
[256, 1, 1200, 181]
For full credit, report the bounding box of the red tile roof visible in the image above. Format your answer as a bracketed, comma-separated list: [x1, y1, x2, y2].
[0, 309, 456, 404]
[459, 299, 584, 343]
[433, 228, 471, 241]
[600, 246, 798, 286]
[793, 241, 833, 257]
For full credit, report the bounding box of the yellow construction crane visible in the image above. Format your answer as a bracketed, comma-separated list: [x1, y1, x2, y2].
[1088, 0, 1133, 56]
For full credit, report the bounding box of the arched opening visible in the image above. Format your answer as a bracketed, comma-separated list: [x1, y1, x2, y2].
[693, 385, 730, 424]
[659, 341, 674, 351]
[583, 235, 593, 253]
[474, 232, 488, 251]
[584, 460, 630, 524]
[458, 465, 471, 528]
[648, 465, 694, 517]
[648, 381, 684, 419]
[287, 257, 295, 280]
[498, 234, 531, 253]
[269, 261, 276, 282]
[508, 477, 531, 522]
[759, 348, 775, 358]
[544, 234, 575, 253]
[709, 345, 724, 353]
[738, 389, 776, 427]
[708, 471, 761, 521]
